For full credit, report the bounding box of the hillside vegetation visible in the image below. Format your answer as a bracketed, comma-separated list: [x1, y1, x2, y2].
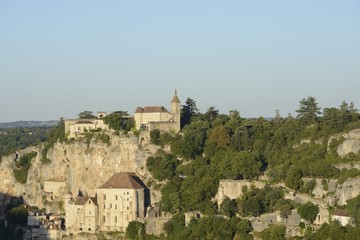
[146, 97, 360, 239]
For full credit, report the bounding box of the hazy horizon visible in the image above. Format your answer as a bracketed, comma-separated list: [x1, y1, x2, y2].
[1, 1, 359, 122]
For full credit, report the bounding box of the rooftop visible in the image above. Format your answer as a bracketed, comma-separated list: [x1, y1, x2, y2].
[135, 106, 169, 113]
[98, 172, 145, 189]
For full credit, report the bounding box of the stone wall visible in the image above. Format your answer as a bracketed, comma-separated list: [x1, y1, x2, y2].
[215, 180, 265, 205]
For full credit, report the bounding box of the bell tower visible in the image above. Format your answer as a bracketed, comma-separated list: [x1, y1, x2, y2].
[171, 89, 181, 131]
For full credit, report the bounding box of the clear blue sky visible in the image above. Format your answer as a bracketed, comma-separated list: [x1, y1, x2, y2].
[1, 1, 359, 122]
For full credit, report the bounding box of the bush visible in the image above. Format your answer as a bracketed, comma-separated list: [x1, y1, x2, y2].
[14, 151, 37, 184]
[125, 221, 145, 240]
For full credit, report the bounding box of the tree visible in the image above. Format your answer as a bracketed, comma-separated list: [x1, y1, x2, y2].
[103, 111, 134, 131]
[150, 129, 161, 145]
[296, 96, 321, 125]
[346, 194, 360, 226]
[125, 221, 145, 240]
[297, 201, 319, 223]
[220, 197, 238, 217]
[260, 224, 286, 240]
[78, 110, 96, 119]
[181, 97, 199, 128]
[204, 125, 230, 157]
[274, 199, 292, 221]
[285, 168, 303, 190]
[205, 106, 219, 122]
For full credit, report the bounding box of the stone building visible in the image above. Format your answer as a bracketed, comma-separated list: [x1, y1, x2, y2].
[65, 196, 98, 234]
[134, 90, 181, 133]
[64, 112, 108, 139]
[44, 177, 67, 200]
[97, 172, 146, 232]
[65, 172, 146, 234]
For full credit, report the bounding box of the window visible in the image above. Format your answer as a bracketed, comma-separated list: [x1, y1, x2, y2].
[110, 204, 112, 208]
[89, 211, 91, 214]
[115, 216, 117, 223]
[103, 194, 106, 200]
[127, 192, 129, 195]
[115, 195, 118, 200]
[115, 205, 117, 209]
[127, 207, 129, 210]
[88, 228, 91, 231]
[103, 216, 106, 223]
[104, 205, 105, 209]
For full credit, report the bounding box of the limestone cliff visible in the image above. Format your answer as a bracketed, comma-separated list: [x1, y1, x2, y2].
[328, 129, 360, 157]
[0, 132, 160, 211]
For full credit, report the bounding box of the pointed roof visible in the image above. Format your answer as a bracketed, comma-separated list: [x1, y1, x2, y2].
[98, 172, 145, 189]
[171, 89, 180, 103]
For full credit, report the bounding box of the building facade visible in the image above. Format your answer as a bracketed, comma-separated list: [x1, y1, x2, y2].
[65, 172, 146, 234]
[64, 112, 108, 139]
[134, 90, 181, 133]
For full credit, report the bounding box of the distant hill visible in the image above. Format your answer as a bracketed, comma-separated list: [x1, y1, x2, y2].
[0, 120, 58, 129]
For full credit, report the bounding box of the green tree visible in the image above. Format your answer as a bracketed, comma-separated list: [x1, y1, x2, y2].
[150, 129, 161, 145]
[78, 110, 96, 119]
[146, 151, 179, 181]
[205, 106, 219, 122]
[103, 111, 134, 131]
[181, 97, 199, 128]
[346, 194, 360, 226]
[220, 197, 238, 218]
[297, 201, 319, 223]
[296, 96, 321, 125]
[285, 168, 303, 190]
[204, 125, 230, 157]
[274, 199, 292, 221]
[260, 224, 286, 240]
[125, 221, 145, 240]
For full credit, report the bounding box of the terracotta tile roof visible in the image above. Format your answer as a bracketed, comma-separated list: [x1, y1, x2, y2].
[75, 120, 94, 124]
[135, 106, 169, 113]
[332, 209, 350, 217]
[98, 172, 145, 189]
[74, 196, 98, 206]
[74, 196, 88, 205]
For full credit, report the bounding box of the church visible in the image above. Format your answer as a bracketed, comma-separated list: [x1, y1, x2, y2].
[134, 90, 181, 133]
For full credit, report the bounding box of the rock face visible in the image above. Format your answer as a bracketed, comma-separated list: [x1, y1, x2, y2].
[334, 129, 360, 157]
[0, 132, 160, 211]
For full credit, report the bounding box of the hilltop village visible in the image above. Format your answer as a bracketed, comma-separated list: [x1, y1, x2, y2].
[1, 92, 360, 240]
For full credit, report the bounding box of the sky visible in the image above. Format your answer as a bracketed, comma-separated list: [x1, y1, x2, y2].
[0, 1, 359, 122]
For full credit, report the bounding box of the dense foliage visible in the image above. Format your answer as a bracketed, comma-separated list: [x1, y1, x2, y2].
[13, 151, 37, 183]
[125, 221, 146, 240]
[103, 111, 134, 131]
[0, 127, 48, 158]
[143, 96, 360, 237]
[164, 214, 253, 240]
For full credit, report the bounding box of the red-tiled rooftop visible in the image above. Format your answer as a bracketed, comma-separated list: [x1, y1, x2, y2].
[75, 120, 95, 124]
[332, 209, 350, 217]
[98, 172, 145, 189]
[135, 106, 169, 113]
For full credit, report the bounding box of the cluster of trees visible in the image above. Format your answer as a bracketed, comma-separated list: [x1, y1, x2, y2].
[0, 127, 48, 158]
[141, 96, 360, 238]
[164, 214, 253, 240]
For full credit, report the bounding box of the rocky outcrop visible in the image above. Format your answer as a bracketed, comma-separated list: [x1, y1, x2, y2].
[328, 129, 360, 157]
[0, 132, 161, 211]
